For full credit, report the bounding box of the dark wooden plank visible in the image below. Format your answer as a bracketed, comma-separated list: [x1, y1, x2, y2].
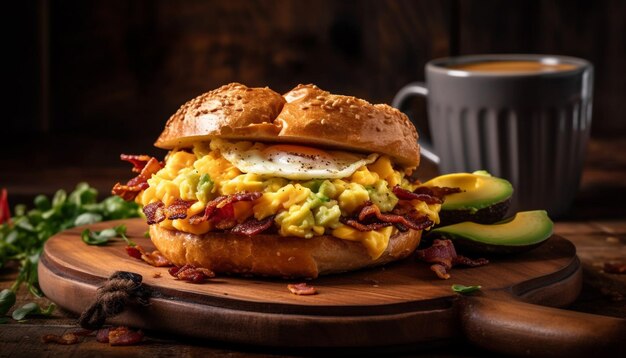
[2, 219, 625, 354]
[39, 0, 450, 141]
[457, 0, 626, 136]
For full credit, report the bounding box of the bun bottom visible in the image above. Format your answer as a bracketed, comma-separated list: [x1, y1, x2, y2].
[149, 226, 422, 278]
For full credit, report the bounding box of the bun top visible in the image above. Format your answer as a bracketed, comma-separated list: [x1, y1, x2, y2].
[155, 83, 420, 170]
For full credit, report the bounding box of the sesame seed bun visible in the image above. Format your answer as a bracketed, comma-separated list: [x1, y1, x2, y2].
[154, 83, 420, 171]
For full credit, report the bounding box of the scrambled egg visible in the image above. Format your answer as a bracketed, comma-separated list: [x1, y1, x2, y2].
[136, 140, 441, 259]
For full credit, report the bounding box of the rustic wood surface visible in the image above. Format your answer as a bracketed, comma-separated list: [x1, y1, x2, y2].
[35, 218, 626, 355]
[2, 220, 624, 357]
[34, 217, 588, 347]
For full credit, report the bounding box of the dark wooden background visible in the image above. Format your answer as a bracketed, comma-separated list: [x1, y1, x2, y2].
[2, 0, 625, 204]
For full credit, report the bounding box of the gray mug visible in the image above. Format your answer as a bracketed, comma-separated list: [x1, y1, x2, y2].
[393, 54, 593, 217]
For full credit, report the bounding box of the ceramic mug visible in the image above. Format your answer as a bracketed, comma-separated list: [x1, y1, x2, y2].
[393, 54, 594, 217]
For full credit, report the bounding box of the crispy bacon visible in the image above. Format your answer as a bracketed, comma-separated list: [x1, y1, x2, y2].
[188, 192, 262, 226]
[366, 203, 434, 231]
[430, 264, 450, 280]
[41, 333, 81, 345]
[164, 198, 196, 220]
[454, 255, 490, 268]
[142, 250, 172, 267]
[169, 264, 215, 283]
[143, 199, 196, 224]
[392, 186, 442, 204]
[96, 328, 111, 343]
[416, 239, 489, 279]
[125, 246, 142, 259]
[111, 182, 149, 201]
[604, 262, 626, 274]
[392, 185, 462, 205]
[143, 201, 165, 225]
[112, 156, 163, 201]
[230, 215, 276, 236]
[107, 326, 144, 346]
[340, 218, 391, 232]
[120, 154, 153, 173]
[341, 202, 434, 232]
[127, 245, 173, 267]
[213, 203, 237, 230]
[414, 186, 463, 199]
[288, 283, 317, 295]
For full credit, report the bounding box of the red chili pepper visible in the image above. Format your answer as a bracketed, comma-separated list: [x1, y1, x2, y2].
[0, 188, 11, 225]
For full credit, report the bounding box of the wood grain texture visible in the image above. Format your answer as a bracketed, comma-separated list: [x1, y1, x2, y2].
[457, 0, 626, 136]
[37, 217, 625, 352]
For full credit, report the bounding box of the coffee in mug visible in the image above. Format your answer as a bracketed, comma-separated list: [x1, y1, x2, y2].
[448, 60, 578, 73]
[393, 54, 593, 217]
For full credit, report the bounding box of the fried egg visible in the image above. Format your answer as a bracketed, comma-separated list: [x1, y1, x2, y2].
[212, 139, 378, 180]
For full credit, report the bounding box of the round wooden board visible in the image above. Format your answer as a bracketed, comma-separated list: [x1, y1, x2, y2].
[39, 218, 584, 348]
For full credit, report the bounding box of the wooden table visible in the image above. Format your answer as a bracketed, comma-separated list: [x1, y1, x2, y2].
[1, 137, 625, 356]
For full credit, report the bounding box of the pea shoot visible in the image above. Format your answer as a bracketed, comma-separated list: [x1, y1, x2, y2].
[0, 183, 141, 302]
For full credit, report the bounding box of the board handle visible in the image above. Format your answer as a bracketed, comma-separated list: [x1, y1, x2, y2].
[457, 294, 626, 357]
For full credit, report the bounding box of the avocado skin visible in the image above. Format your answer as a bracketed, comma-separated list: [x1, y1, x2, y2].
[438, 198, 511, 227]
[428, 210, 553, 255]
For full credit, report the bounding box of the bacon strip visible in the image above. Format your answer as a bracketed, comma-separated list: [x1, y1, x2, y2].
[392, 186, 442, 204]
[392, 185, 462, 205]
[125, 246, 143, 260]
[143, 201, 165, 225]
[41, 333, 81, 345]
[288, 283, 317, 295]
[107, 326, 144, 346]
[164, 198, 196, 220]
[365, 204, 434, 231]
[416, 239, 489, 279]
[126, 244, 173, 267]
[96, 328, 111, 343]
[120, 154, 153, 173]
[341, 203, 434, 232]
[188, 192, 262, 226]
[230, 215, 275, 236]
[169, 264, 215, 283]
[112, 156, 163, 201]
[340, 218, 391, 232]
[414, 186, 463, 199]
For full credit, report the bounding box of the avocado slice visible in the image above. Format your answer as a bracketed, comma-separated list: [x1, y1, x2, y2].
[421, 171, 513, 225]
[428, 210, 553, 254]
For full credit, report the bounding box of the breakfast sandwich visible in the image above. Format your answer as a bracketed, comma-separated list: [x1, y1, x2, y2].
[112, 83, 457, 278]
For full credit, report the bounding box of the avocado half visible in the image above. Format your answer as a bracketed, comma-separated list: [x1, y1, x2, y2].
[422, 171, 513, 226]
[428, 210, 554, 255]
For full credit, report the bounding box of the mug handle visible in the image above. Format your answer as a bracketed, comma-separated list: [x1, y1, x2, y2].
[392, 82, 440, 165]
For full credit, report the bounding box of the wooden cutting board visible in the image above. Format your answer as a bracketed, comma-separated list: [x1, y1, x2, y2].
[38, 219, 625, 356]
